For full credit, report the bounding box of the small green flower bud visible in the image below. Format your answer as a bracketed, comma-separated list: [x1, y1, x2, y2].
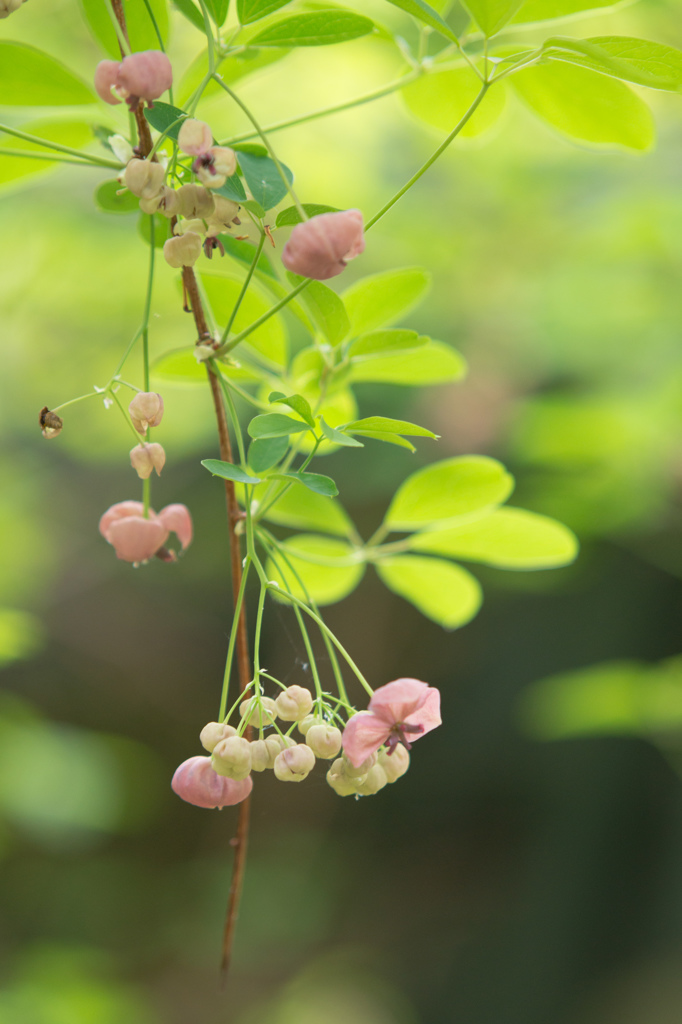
[124, 158, 165, 199]
[378, 744, 410, 783]
[240, 696, 277, 728]
[163, 232, 202, 269]
[305, 724, 342, 760]
[176, 183, 215, 219]
[355, 764, 388, 796]
[297, 714, 323, 737]
[275, 685, 314, 722]
[273, 743, 315, 782]
[249, 738, 278, 772]
[200, 721, 237, 753]
[343, 751, 377, 779]
[212, 735, 252, 781]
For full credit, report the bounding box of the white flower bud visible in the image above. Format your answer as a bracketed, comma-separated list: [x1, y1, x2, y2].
[212, 735, 252, 781]
[305, 724, 342, 760]
[139, 185, 179, 216]
[206, 196, 241, 237]
[176, 183, 215, 219]
[200, 721, 237, 753]
[343, 751, 377, 779]
[378, 745, 410, 783]
[163, 232, 202, 269]
[174, 217, 207, 237]
[124, 158, 165, 199]
[355, 764, 388, 796]
[297, 714, 323, 737]
[178, 118, 213, 156]
[273, 743, 315, 782]
[240, 696, 277, 728]
[249, 738, 278, 772]
[327, 758, 362, 796]
[275, 686, 314, 722]
[109, 134, 133, 164]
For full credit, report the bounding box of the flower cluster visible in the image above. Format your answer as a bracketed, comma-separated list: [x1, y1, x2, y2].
[171, 679, 441, 808]
[95, 51, 172, 111]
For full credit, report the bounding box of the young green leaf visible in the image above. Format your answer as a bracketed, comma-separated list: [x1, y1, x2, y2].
[201, 459, 262, 484]
[342, 267, 431, 335]
[249, 481, 355, 537]
[248, 435, 289, 473]
[409, 507, 579, 568]
[250, 11, 375, 47]
[0, 120, 92, 188]
[238, 0, 293, 24]
[144, 102, 189, 142]
[80, 0, 169, 58]
[275, 472, 339, 497]
[172, 0, 206, 31]
[349, 340, 466, 386]
[349, 329, 425, 359]
[461, 0, 525, 37]
[217, 234, 278, 278]
[95, 180, 140, 214]
[153, 348, 264, 385]
[385, 456, 514, 531]
[375, 555, 483, 629]
[512, 0, 629, 27]
[540, 36, 682, 92]
[267, 535, 365, 605]
[402, 65, 507, 137]
[248, 413, 312, 439]
[205, 0, 230, 26]
[345, 416, 438, 439]
[353, 432, 417, 452]
[276, 203, 340, 227]
[214, 175, 248, 203]
[201, 273, 287, 366]
[268, 391, 316, 427]
[0, 42, 95, 106]
[512, 62, 655, 151]
[237, 149, 293, 210]
[383, 0, 459, 43]
[286, 276, 350, 346]
[319, 418, 364, 448]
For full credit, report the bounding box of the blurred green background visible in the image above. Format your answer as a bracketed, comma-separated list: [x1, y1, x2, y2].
[3, 0, 682, 1021]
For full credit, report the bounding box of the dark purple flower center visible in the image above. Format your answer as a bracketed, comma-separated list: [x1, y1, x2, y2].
[385, 721, 424, 754]
[192, 153, 216, 175]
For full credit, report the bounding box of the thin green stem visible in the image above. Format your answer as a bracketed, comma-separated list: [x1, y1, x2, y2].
[217, 375, 248, 467]
[220, 233, 267, 345]
[0, 124, 122, 167]
[187, 72, 214, 117]
[196, 0, 217, 74]
[147, 116, 186, 159]
[105, 0, 132, 55]
[142, 217, 156, 393]
[51, 391, 99, 413]
[0, 147, 117, 168]
[251, 582, 267, 683]
[218, 279, 310, 356]
[219, 557, 252, 721]
[211, 74, 306, 221]
[110, 388, 144, 444]
[365, 82, 489, 231]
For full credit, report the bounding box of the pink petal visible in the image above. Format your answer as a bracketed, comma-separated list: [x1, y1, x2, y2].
[341, 712, 390, 768]
[158, 503, 193, 550]
[117, 50, 172, 102]
[281, 209, 365, 281]
[403, 686, 441, 739]
[368, 678, 431, 726]
[99, 500, 148, 540]
[94, 60, 122, 105]
[106, 515, 168, 563]
[172, 756, 253, 809]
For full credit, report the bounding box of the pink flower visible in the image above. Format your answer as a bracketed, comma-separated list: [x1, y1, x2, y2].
[99, 500, 192, 564]
[281, 209, 365, 281]
[342, 678, 441, 768]
[94, 51, 172, 110]
[128, 392, 164, 433]
[172, 756, 252, 808]
[177, 118, 213, 157]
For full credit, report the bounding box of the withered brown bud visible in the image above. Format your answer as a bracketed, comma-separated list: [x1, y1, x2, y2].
[39, 407, 63, 439]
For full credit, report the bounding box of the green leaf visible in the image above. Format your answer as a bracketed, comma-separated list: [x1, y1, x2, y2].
[201, 273, 287, 366]
[153, 347, 264, 385]
[206, 0, 230, 25]
[138, 212, 172, 249]
[251, 481, 354, 536]
[80, 0, 169, 58]
[350, 329, 425, 359]
[236, 149, 293, 210]
[276, 203, 340, 227]
[215, 175, 248, 203]
[269, 391, 316, 427]
[375, 555, 483, 629]
[238, 0, 293, 23]
[250, 11, 375, 47]
[349, 340, 466, 386]
[267, 535, 365, 605]
[144, 102, 188, 143]
[512, 61, 655, 151]
[342, 267, 431, 335]
[276, 472, 339, 497]
[540, 36, 682, 92]
[402, 65, 507, 137]
[383, 0, 459, 43]
[201, 459, 262, 484]
[512, 0, 628, 27]
[409, 507, 579, 568]
[94, 179, 140, 214]
[0, 43, 95, 106]
[0, 120, 93, 188]
[172, 0, 206, 30]
[248, 413, 311, 438]
[385, 456, 514, 531]
[461, 0, 524, 36]
[248, 435, 289, 472]
[352, 432, 416, 452]
[217, 234, 278, 278]
[177, 47, 290, 105]
[286, 276, 350, 345]
[345, 416, 438, 439]
[319, 418, 364, 448]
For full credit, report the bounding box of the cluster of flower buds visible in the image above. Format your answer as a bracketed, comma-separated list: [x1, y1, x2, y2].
[171, 679, 441, 808]
[282, 209, 365, 281]
[95, 50, 172, 110]
[0, 0, 26, 18]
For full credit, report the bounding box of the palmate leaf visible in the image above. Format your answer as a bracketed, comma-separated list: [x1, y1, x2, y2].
[539, 36, 682, 92]
[267, 535, 365, 605]
[201, 273, 287, 367]
[172, 0, 206, 31]
[205, 0, 230, 26]
[248, 435, 289, 472]
[286, 276, 350, 346]
[461, 0, 525, 37]
[402, 65, 507, 137]
[376, 555, 483, 629]
[250, 11, 374, 47]
[350, 341, 466, 386]
[383, 0, 459, 43]
[269, 391, 315, 427]
[248, 482, 355, 537]
[342, 267, 431, 335]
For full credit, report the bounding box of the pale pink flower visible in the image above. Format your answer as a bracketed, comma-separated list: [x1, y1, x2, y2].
[342, 678, 441, 768]
[130, 442, 165, 479]
[95, 50, 172, 109]
[193, 146, 237, 189]
[281, 209, 365, 281]
[128, 392, 164, 433]
[177, 118, 213, 157]
[172, 756, 252, 808]
[99, 501, 193, 563]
